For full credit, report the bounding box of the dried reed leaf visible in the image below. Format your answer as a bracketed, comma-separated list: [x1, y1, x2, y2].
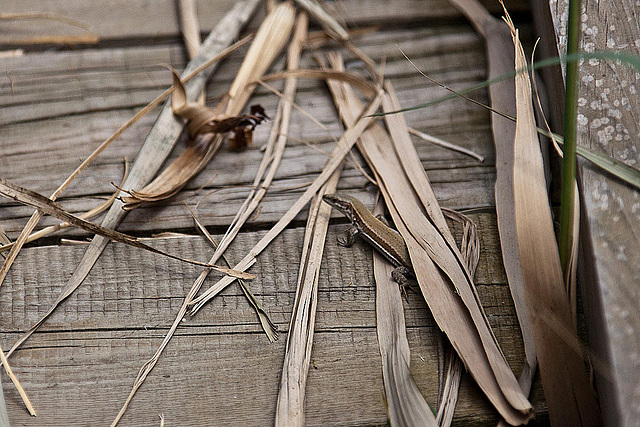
[326, 54, 532, 424]
[189, 90, 384, 314]
[188, 206, 278, 342]
[276, 147, 342, 425]
[119, 2, 295, 209]
[0, 179, 253, 278]
[505, 12, 601, 425]
[447, 0, 538, 406]
[436, 208, 481, 426]
[4, 0, 261, 360]
[0, 161, 129, 254]
[531, 60, 580, 325]
[371, 195, 437, 426]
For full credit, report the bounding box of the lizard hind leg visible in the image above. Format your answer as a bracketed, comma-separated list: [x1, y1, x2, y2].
[391, 266, 415, 298]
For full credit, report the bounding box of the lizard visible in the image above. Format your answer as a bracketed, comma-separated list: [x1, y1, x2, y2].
[322, 193, 413, 290]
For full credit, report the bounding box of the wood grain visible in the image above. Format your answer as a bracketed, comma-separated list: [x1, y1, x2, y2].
[0, 1, 549, 424]
[0, 224, 545, 426]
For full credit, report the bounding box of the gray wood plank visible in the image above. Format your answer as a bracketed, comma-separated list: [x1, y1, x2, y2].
[0, 0, 529, 47]
[0, 223, 545, 426]
[549, 1, 640, 426]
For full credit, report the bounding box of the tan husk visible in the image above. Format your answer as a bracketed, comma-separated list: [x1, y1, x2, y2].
[505, 12, 601, 426]
[325, 53, 532, 424]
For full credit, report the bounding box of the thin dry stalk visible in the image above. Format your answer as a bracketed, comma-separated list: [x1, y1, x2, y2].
[446, 0, 538, 408]
[0, 341, 35, 416]
[0, 179, 253, 278]
[408, 128, 485, 162]
[275, 160, 342, 426]
[506, 13, 601, 425]
[189, 90, 384, 313]
[0, 161, 128, 254]
[326, 54, 532, 424]
[188, 207, 278, 342]
[4, 0, 261, 359]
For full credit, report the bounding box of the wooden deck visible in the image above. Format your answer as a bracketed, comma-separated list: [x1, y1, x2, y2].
[0, 1, 550, 425]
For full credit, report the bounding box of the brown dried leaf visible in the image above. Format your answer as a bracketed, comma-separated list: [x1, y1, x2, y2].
[118, 2, 295, 210]
[325, 53, 532, 425]
[506, 12, 601, 425]
[447, 0, 538, 409]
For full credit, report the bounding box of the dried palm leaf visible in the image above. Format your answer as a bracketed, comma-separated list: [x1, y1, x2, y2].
[446, 0, 538, 408]
[4, 0, 261, 360]
[325, 53, 532, 424]
[505, 11, 601, 425]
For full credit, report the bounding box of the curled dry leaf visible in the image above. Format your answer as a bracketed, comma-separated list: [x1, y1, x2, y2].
[119, 70, 269, 210]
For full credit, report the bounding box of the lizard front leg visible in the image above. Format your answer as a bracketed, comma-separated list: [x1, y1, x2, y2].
[338, 226, 359, 247]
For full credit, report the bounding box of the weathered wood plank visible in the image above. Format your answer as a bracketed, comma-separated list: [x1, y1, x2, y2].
[1, 222, 545, 425]
[0, 0, 529, 47]
[0, 2, 549, 424]
[0, 26, 488, 126]
[549, 1, 640, 425]
[1, 25, 496, 237]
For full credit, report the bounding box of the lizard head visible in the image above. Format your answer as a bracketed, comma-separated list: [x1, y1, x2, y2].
[322, 193, 357, 222]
